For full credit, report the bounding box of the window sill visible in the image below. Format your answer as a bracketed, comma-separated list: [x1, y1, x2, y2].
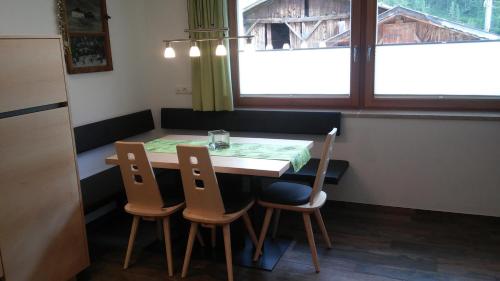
[339, 109, 500, 121]
[237, 107, 500, 121]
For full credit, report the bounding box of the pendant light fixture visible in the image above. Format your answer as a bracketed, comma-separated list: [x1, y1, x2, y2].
[162, 1, 252, 59]
[163, 31, 252, 59]
[163, 42, 176, 58]
[215, 40, 227, 56]
[189, 41, 201, 57]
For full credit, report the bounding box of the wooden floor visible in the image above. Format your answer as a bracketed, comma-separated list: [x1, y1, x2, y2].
[79, 201, 500, 281]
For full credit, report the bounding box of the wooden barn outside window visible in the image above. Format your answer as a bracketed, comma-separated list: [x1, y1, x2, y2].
[229, 0, 362, 109]
[229, 0, 500, 111]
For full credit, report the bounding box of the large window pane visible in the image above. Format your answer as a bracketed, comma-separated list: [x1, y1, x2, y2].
[237, 0, 352, 97]
[375, 0, 500, 97]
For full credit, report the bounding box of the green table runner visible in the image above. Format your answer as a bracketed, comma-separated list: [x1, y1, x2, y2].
[144, 139, 311, 172]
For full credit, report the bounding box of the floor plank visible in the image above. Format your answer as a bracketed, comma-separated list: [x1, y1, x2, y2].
[78, 201, 500, 281]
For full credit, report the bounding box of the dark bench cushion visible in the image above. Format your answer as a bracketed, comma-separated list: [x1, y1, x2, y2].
[281, 159, 349, 185]
[74, 110, 154, 154]
[260, 181, 312, 205]
[224, 196, 253, 214]
[161, 108, 341, 136]
[157, 170, 185, 207]
[216, 173, 254, 214]
[80, 167, 125, 213]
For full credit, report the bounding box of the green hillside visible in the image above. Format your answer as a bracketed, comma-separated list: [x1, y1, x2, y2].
[379, 0, 500, 35]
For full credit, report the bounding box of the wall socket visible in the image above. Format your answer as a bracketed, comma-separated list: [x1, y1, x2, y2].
[175, 86, 191, 95]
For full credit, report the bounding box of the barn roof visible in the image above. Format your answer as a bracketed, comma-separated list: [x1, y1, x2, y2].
[243, 0, 271, 13]
[328, 5, 500, 44]
[379, 6, 500, 40]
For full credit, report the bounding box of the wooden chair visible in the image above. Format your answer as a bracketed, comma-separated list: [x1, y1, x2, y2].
[253, 128, 337, 273]
[176, 145, 259, 281]
[115, 141, 194, 277]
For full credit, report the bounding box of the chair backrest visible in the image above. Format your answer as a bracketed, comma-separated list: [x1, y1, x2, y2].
[310, 128, 337, 205]
[176, 145, 226, 217]
[115, 141, 164, 210]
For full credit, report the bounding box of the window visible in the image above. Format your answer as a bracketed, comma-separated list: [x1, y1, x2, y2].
[364, 0, 500, 110]
[230, 0, 500, 110]
[229, 0, 361, 108]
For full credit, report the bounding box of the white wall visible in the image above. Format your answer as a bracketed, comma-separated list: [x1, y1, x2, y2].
[331, 117, 500, 217]
[142, 0, 192, 128]
[0, 0, 149, 126]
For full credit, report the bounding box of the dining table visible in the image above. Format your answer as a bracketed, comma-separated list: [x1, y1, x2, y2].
[105, 133, 315, 271]
[105, 134, 314, 178]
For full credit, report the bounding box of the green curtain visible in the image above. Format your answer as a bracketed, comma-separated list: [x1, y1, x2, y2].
[187, 0, 234, 111]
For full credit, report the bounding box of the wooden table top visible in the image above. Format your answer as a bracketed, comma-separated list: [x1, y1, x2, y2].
[105, 134, 313, 178]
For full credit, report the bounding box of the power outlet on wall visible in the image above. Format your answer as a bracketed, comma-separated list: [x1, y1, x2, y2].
[175, 86, 191, 95]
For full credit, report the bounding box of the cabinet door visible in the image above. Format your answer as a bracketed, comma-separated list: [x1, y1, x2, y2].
[0, 108, 89, 281]
[0, 38, 67, 113]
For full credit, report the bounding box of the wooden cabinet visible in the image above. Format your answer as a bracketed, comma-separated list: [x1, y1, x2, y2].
[0, 36, 89, 281]
[0, 37, 68, 113]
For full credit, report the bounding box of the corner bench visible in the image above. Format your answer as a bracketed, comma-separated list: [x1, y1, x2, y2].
[75, 110, 155, 213]
[161, 108, 349, 185]
[77, 108, 350, 215]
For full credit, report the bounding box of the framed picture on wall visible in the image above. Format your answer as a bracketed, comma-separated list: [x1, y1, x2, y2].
[57, 0, 113, 74]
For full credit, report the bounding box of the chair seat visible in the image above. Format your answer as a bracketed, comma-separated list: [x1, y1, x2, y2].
[260, 181, 312, 205]
[124, 172, 185, 216]
[258, 190, 327, 212]
[124, 201, 184, 217]
[183, 200, 255, 224]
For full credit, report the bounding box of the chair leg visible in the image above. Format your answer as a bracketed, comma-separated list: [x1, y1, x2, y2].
[271, 209, 281, 239]
[196, 230, 205, 247]
[162, 217, 173, 277]
[303, 213, 320, 273]
[242, 212, 258, 247]
[181, 222, 198, 278]
[222, 224, 233, 281]
[123, 215, 140, 269]
[211, 226, 217, 248]
[253, 208, 274, 261]
[314, 209, 332, 249]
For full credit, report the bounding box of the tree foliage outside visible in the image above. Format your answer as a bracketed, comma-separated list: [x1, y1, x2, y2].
[379, 0, 500, 35]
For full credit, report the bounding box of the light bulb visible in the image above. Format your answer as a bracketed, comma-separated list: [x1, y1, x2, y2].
[300, 41, 308, 49]
[163, 43, 175, 58]
[319, 41, 327, 48]
[189, 42, 201, 57]
[215, 40, 227, 56]
[265, 43, 274, 50]
[282, 43, 290, 50]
